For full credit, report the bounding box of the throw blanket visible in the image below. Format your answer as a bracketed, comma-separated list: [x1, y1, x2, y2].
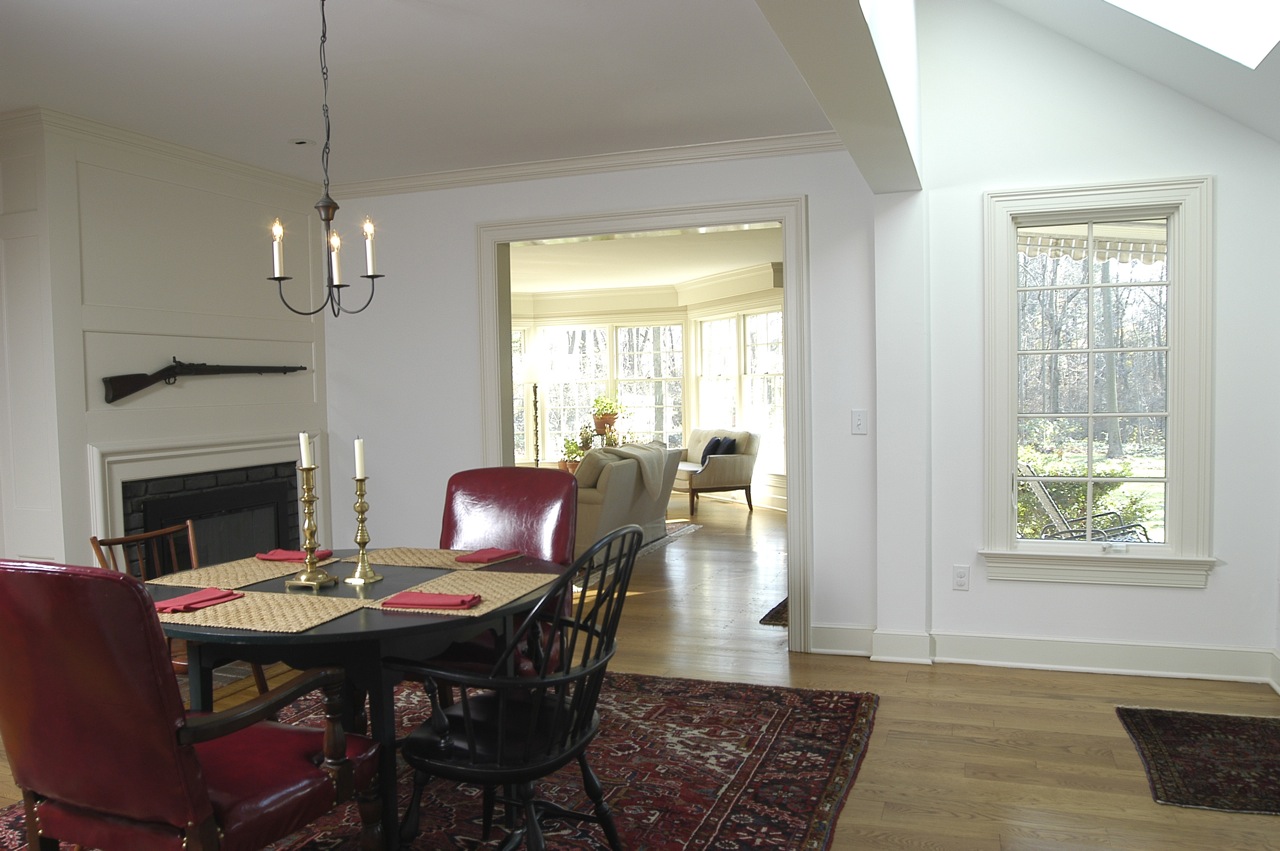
[602, 443, 668, 500]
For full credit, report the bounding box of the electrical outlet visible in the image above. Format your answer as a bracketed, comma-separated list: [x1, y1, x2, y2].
[952, 564, 969, 591]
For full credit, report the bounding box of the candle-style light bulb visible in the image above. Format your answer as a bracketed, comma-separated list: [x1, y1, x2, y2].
[362, 218, 376, 276]
[329, 231, 342, 287]
[271, 219, 285, 278]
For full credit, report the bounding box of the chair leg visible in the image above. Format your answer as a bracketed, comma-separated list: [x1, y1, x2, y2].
[356, 781, 384, 851]
[399, 768, 431, 842]
[689, 490, 697, 514]
[482, 784, 496, 839]
[250, 662, 270, 694]
[578, 753, 622, 850]
[744, 486, 753, 511]
[517, 781, 546, 851]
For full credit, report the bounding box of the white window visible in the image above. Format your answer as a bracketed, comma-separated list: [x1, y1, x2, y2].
[695, 309, 785, 475]
[616, 324, 684, 448]
[982, 178, 1214, 586]
[541, 325, 609, 459]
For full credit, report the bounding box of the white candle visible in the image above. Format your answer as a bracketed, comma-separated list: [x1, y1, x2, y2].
[362, 218, 376, 276]
[271, 219, 285, 277]
[298, 432, 313, 468]
[354, 437, 366, 478]
[329, 231, 342, 287]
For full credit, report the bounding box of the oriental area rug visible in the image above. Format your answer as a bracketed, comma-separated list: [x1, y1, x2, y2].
[1116, 706, 1280, 815]
[0, 674, 877, 850]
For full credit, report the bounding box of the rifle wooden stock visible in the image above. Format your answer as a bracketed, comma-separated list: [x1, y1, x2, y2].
[103, 358, 307, 403]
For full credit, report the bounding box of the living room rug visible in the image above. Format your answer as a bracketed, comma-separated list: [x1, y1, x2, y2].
[760, 597, 788, 626]
[0, 674, 877, 849]
[1116, 706, 1280, 814]
[635, 521, 699, 559]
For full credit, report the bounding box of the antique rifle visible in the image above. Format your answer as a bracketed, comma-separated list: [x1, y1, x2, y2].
[103, 357, 307, 403]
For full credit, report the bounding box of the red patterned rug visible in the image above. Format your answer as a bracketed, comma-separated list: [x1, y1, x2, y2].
[1116, 706, 1280, 814]
[1, 673, 877, 849]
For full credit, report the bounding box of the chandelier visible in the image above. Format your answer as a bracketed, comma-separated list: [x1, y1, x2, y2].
[269, 0, 382, 316]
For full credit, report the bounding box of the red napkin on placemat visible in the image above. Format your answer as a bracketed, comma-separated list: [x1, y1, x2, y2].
[381, 591, 483, 610]
[456, 547, 521, 564]
[256, 548, 334, 561]
[155, 588, 244, 613]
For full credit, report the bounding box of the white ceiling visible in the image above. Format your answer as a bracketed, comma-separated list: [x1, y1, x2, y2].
[3, 0, 1275, 292]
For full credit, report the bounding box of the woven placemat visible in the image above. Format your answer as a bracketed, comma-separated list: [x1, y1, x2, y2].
[147, 556, 340, 589]
[155, 591, 363, 633]
[374, 570, 560, 616]
[341, 547, 489, 570]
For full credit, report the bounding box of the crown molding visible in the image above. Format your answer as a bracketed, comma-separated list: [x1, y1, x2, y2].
[334, 131, 847, 197]
[0, 108, 319, 195]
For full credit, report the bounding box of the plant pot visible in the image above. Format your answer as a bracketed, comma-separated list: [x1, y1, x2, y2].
[593, 413, 618, 434]
[558, 459, 580, 474]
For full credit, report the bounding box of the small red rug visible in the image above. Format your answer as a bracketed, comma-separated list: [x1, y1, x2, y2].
[1116, 706, 1280, 815]
[1, 673, 877, 849]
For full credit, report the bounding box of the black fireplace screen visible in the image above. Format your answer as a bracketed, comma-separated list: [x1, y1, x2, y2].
[124, 463, 300, 566]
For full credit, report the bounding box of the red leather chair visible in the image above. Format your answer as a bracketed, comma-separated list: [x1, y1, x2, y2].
[0, 560, 382, 851]
[423, 467, 577, 701]
[439, 466, 577, 566]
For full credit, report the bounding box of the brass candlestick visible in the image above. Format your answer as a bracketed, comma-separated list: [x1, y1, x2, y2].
[345, 476, 382, 585]
[286, 465, 338, 590]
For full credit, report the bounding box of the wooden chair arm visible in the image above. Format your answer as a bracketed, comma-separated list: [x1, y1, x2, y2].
[179, 666, 345, 745]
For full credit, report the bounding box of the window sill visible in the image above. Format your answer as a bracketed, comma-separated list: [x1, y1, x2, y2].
[979, 548, 1216, 588]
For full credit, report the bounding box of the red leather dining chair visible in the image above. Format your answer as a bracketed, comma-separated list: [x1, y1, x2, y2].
[0, 559, 382, 851]
[423, 466, 578, 702]
[439, 466, 578, 566]
[90, 520, 272, 696]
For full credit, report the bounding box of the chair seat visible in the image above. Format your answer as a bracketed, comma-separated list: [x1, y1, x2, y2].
[199, 722, 380, 851]
[33, 722, 380, 851]
[403, 692, 599, 781]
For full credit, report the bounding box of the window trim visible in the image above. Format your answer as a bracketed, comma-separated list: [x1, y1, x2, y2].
[981, 177, 1216, 587]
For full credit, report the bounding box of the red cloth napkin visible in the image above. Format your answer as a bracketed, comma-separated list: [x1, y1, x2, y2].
[256, 548, 334, 561]
[381, 591, 483, 609]
[154, 588, 244, 613]
[456, 547, 521, 564]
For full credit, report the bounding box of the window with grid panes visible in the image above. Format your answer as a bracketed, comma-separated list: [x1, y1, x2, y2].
[616, 324, 684, 447]
[983, 179, 1214, 586]
[542, 326, 608, 461]
[744, 310, 785, 474]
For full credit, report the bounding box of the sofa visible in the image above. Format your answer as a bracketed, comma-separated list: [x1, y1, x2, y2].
[672, 428, 759, 514]
[573, 443, 681, 557]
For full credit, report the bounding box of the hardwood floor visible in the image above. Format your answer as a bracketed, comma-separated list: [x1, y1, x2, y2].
[3, 498, 1279, 849]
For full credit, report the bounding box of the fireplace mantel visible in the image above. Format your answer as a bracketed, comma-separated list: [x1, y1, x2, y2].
[89, 434, 316, 540]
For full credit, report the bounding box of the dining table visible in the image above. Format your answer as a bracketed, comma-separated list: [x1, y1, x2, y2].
[147, 547, 566, 850]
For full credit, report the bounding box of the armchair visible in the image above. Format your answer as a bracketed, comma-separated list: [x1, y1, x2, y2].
[0, 559, 381, 851]
[672, 428, 760, 514]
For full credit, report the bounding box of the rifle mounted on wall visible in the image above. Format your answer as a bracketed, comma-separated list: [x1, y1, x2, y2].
[103, 357, 308, 403]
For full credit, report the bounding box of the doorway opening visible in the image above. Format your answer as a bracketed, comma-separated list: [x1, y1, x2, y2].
[477, 199, 812, 651]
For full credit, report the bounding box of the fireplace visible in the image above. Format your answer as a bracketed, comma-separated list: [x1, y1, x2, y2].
[123, 463, 299, 565]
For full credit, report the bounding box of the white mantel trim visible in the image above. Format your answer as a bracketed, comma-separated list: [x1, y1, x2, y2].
[88, 434, 307, 541]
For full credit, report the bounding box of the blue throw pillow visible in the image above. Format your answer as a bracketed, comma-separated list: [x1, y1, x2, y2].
[719, 438, 737, 455]
[700, 437, 722, 465]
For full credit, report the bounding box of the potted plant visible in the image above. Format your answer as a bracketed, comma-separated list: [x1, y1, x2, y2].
[559, 423, 596, 473]
[592, 394, 623, 434]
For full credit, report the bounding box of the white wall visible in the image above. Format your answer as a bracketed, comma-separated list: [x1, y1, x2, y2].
[325, 151, 878, 638]
[918, 0, 1280, 678]
[0, 110, 330, 565]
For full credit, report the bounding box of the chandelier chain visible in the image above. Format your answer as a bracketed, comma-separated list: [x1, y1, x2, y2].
[319, 0, 331, 196]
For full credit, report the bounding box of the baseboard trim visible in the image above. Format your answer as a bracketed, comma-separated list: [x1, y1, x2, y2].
[933, 632, 1277, 685]
[809, 625, 873, 656]
[805, 625, 1280, 691]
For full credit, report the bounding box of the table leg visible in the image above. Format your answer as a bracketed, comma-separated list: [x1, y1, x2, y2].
[366, 667, 401, 850]
[184, 642, 215, 712]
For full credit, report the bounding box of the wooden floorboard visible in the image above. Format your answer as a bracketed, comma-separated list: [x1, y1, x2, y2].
[3, 496, 1279, 849]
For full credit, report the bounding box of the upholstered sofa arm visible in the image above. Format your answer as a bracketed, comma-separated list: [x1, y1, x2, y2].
[688, 451, 756, 488]
[575, 458, 639, 553]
